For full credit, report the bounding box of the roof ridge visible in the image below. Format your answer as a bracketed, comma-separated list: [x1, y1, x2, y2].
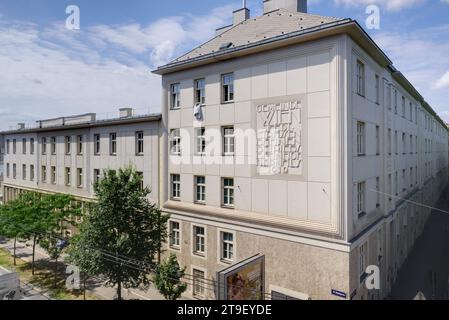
[275, 8, 343, 22]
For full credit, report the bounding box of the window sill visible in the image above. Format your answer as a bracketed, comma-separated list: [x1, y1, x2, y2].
[221, 205, 235, 210]
[220, 259, 233, 265]
[194, 201, 206, 206]
[357, 154, 366, 157]
[171, 198, 181, 202]
[358, 212, 367, 219]
[135, 154, 144, 157]
[221, 100, 234, 105]
[376, 204, 381, 209]
[193, 252, 206, 258]
[170, 107, 181, 111]
[169, 246, 180, 251]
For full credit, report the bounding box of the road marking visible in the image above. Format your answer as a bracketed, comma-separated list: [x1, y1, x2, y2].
[129, 290, 151, 300]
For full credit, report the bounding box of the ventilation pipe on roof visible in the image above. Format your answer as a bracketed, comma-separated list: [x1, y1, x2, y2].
[263, 0, 307, 14]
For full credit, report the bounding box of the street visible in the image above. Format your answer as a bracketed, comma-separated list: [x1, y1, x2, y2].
[390, 188, 449, 300]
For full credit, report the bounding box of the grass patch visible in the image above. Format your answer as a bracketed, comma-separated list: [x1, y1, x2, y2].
[0, 248, 100, 300]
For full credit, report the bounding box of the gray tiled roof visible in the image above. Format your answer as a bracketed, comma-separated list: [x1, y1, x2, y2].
[170, 9, 344, 64]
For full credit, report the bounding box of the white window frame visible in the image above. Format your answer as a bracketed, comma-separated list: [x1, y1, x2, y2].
[30, 138, 34, 155]
[51, 137, 57, 155]
[110, 133, 117, 155]
[171, 174, 181, 200]
[77, 135, 83, 155]
[65, 136, 71, 155]
[357, 122, 365, 156]
[356, 60, 365, 96]
[51, 166, 56, 185]
[191, 266, 207, 298]
[218, 230, 235, 263]
[376, 177, 380, 208]
[6, 163, 10, 178]
[41, 166, 47, 183]
[195, 175, 206, 204]
[196, 127, 206, 156]
[192, 225, 206, 256]
[222, 126, 235, 156]
[136, 131, 144, 155]
[170, 129, 181, 155]
[194, 78, 206, 105]
[359, 242, 368, 283]
[94, 134, 101, 155]
[41, 137, 47, 155]
[376, 125, 380, 155]
[221, 73, 234, 103]
[357, 181, 366, 217]
[77, 168, 83, 188]
[168, 220, 181, 249]
[22, 164, 26, 180]
[65, 167, 71, 186]
[93, 169, 101, 184]
[12, 164, 16, 179]
[30, 165, 34, 181]
[22, 138, 26, 154]
[375, 74, 380, 105]
[170, 83, 180, 109]
[222, 178, 234, 208]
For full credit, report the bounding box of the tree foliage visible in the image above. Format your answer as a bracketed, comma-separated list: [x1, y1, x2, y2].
[154, 253, 187, 300]
[67, 166, 169, 300]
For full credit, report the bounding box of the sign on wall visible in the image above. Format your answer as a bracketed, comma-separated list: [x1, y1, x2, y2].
[217, 254, 265, 300]
[256, 99, 303, 176]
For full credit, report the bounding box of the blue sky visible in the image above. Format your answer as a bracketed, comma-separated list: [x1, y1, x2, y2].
[0, 0, 448, 130]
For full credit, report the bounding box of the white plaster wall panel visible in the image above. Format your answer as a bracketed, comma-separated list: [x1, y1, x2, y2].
[235, 157, 252, 178]
[268, 180, 288, 217]
[287, 181, 308, 220]
[191, 158, 206, 176]
[307, 51, 330, 93]
[220, 162, 235, 177]
[251, 64, 268, 100]
[235, 122, 253, 157]
[205, 74, 220, 106]
[353, 157, 381, 182]
[180, 174, 193, 203]
[251, 179, 269, 215]
[308, 118, 330, 157]
[205, 163, 220, 176]
[204, 105, 220, 126]
[308, 157, 331, 182]
[307, 182, 331, 224]
[220, 103, 235, 124]
[168, 157, 181, 174]
[180, 80, 193, 109]
[205, 175, 221, 207]
[234, 68, 251, 102]
[352, 94, 382, 124]
[234, 177, 252, 212]
[234, 101, 252, 124]
[268, 61, 287, 98]
[286, 56, 307, 95]
[308, 91, 330, 119]
[181, 108, 194, 128]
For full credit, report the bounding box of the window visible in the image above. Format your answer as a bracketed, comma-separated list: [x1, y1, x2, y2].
[222, 73, 234, 102]
[193, 226, 205, 255]
[12, 140, 16, 154]
[402, 169, 406, 192]
[94, 134, 100, 155]
[110, 133, 117, 155]
[42, 137, 47, 155]
[221, 232, 234, 261]
[65, 136, 71, 154]
[22, 164, 26, 180]
[223, 127, 235, 156]
[359, 242, 367, 283]
[30, 165, 34, 181]
[196, 127, 206, 156]
[30, 138, 34, 155]
[376, 126, 380, 155]
[195, 176, 206, 204]
[77, 135, 83, 155]
[22, 138, 26, 154]
[394, 172, 398, 195]
[170, 83, 180, 109]
[388, 129, 392, 155]
[375, 74, 380, 104]
[357, 182, 366, 217]
[42, 166, 47, 183]
[410, 135, 413, 154]
[6, 140, 10, 154]
[410, 168, 413, 188]
[402, 96, 406, 118]
[13, 164, 16, 179]
[171, 174, 181, 200]
[357, 122, 365, 156]
[376, 177, 380, 208]
[170, 129, 181, 155]
[394, 131, 398, 154]
[402, 133, 406, 154]
[6, 163, 10, 178]
[51, 166, 56, 185]
[77, 168, 83, 188]
[388, 174, 392, 203]
[194, 79, 206, 105]
[136, 171, 144, 191]
[356, 60, 365, 96]
[193, 269, 205, 297]
[136, 131, 144, 155]
[93, 169, 101, 184]
[50, 137, 56, 155]
[394, 90, 398, 114]
[65, 167, 71, 186]
[409, 102, 413, 121]
[169, 221, 180, 248]
[222, 178, 234, 208]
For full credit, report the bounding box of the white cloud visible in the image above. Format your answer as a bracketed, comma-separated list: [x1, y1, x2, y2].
[333, 0, 425, 11]
[0, 5, 234, 130]
[435, 71, 449, 90]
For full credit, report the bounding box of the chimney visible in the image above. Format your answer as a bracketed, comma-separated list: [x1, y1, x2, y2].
[233, 7, 250, 26]
[263, 0, 307, 14]
[119, 108, 134, 118]
[17, 123, 25, 130]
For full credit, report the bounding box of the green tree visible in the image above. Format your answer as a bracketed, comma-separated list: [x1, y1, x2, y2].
[67, 167, 169, 300]
[154, 253, 187, 300]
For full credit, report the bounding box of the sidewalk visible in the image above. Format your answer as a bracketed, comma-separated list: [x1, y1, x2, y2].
[0, 238, 168, 300]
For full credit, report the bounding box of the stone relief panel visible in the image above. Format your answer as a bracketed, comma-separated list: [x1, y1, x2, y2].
[255, 98, 303, 176]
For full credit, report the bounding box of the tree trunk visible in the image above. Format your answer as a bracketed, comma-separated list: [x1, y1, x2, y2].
[13, 238, 17, 266]
[117, 280, 122, 300]
[32, 235, 36, 275]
